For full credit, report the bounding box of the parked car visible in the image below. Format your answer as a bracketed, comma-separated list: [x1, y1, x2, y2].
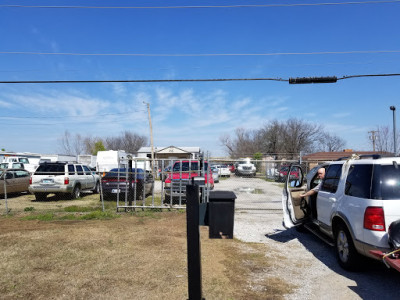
[211, 167, 219, 183]
[0, 168, 30, 196]
[282, 155, 400, 271]
[215, 164, 231, 177]
[227, 163, 235, 173]
[0, 162, 25, 170]
[101, 168, 154, 200]
[29, 162, 100, 200]
[164, 160, 214, 204]
[235, 158, 256, 177]
[277, 165, 299, 182]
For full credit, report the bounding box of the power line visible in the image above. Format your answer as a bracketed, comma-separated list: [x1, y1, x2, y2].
[0, 73, 399, 84]
[1, 1, 399, 9]
[0, 110, 146, 119]
[1, 50, 400, 57]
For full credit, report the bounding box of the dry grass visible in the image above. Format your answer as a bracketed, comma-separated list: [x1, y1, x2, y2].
[0, 193, 295, 299]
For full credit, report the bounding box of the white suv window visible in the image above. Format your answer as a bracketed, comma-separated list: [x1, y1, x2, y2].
[76, 165, 84, 175]
[68, 164, 75, 175]
[345, 164, 373, 198]
[321, 164, 342, 193]
[82, 165, 91, 175]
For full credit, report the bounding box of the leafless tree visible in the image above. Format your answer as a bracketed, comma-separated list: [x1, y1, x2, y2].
[317, 132, 346, 152]
[58, 130, 148, 156]
[104, 131, 148, 154]
[220, 118, 341, 159]
[58, 130, 86, 155]
[373, 125, 400, 153]
[219, 128, 258, 158]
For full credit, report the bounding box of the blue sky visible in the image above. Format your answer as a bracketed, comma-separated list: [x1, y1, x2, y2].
[1, 0, 399, 157]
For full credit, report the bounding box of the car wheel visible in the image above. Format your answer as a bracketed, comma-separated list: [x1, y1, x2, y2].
[93, 182, 100, 194]
[335, 223, 361, 271]
[70, 185, 81, 200]
[34, 193, 47, 201]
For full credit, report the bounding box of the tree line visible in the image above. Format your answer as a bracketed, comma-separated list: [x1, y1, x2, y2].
[219, 118, 346, 159]
[58, 130, 148, 156]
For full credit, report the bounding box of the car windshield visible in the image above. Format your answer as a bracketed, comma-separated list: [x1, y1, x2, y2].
[104, 168, 144, 178]
[35, 164, 65, 175]
[172, 162, 209, 172]
[19, 158, 29, 164]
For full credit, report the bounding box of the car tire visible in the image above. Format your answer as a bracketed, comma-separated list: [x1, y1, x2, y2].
[93, 182, 100, 194]
[34, 193, 47, 201]
[335, 223, 361, 271]
[70, 185, 81, 200]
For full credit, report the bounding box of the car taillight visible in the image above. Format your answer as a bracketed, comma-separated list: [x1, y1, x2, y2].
[64, 177, 69, 185]
[29, 177, 32, 184]
[364, 206, 385, 231]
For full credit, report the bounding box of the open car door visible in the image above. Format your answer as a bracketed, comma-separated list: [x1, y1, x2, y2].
[282, 164, 307, 228]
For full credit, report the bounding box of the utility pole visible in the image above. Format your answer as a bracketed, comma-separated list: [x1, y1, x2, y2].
[390, 106, 397, 156]
[368, 130, 378, 151]
[144, 102, 156, 178]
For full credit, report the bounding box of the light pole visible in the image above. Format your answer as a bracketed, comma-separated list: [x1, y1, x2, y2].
[390, 106, 397, 156]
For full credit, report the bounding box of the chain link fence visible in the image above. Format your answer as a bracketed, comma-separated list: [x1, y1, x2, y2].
[0, 158, 322, 214]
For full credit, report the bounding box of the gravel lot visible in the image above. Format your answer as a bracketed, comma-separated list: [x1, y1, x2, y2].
[217, 176, 400, 300]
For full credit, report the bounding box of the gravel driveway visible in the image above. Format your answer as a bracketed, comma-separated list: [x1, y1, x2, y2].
[216, 177, 400, 300]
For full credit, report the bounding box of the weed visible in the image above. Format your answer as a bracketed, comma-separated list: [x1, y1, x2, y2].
[64, 206, 100, 213]
[24, 207, 35, 212]
[22, 213, 55, 221]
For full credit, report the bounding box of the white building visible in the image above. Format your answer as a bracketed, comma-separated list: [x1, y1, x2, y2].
[137, 146, 201, 160]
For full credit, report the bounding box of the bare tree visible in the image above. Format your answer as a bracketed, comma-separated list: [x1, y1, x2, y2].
[280, 118, 322, 158]
[58, 130, 148, 156]
[317, 132, 346, 152]
[104, 131, 148, 154]
[58, 130, 86, 155]
[219, 128, 259, 158]
[220, 118, 337, 159]
[371, 126, 393, 152]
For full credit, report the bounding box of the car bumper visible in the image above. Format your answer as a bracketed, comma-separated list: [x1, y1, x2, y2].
[236, 169, 255, 175]
[29, 185, 73, 194]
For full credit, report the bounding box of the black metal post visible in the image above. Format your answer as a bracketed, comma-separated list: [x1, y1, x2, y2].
[128, 159, 133, 206]
[186, 184, 203, 300]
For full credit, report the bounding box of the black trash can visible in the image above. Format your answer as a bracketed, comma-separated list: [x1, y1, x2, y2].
[208, 190, 236, 239]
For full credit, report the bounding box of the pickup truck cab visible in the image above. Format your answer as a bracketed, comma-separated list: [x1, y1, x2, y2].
[282, 155, 400, 270]
[164, 160, 214, 205]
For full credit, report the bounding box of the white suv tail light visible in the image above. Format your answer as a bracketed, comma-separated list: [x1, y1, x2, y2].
[64, 177, 70, 185]
[364, 206, 386, 231]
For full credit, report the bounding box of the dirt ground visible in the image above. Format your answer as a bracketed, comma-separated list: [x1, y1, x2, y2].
[0, 193, 294, 300]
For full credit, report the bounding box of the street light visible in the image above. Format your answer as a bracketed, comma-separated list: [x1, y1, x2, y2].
[390, 106, 397, 156]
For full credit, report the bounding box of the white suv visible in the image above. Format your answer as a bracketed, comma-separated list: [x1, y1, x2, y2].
[29, 162, 100, 200]
[283, 155, 400, 270]
[235, 158, 256, 177]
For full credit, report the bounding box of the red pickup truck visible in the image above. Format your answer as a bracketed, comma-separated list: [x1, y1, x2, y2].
[164, 160, 214, 204]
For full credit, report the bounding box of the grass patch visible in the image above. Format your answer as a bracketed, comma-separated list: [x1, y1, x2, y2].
[21, 211, 119, 221]
[24, 207, 35, 212]
[64, 205, 101, 213]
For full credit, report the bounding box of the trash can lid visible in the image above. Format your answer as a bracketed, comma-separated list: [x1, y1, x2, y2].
[209, 190, 236, 201]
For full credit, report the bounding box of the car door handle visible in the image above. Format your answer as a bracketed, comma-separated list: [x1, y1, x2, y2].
[329, 197, 337, 202]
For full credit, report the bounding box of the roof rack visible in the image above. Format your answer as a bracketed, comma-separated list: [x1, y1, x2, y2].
[359, 154, 381, 160]
[336, 154, 382, 161]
